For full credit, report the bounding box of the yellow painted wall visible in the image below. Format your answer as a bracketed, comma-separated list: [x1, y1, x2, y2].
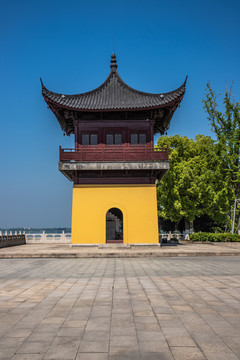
[71, 184, 159, 244]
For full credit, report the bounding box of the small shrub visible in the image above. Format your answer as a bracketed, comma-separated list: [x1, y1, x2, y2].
[190, 232, 240, 242]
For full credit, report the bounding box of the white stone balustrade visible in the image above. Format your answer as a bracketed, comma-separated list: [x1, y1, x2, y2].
[25, 231, 71, 244]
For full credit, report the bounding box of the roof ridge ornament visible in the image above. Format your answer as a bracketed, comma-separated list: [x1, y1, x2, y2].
[110, 52, 118, 72]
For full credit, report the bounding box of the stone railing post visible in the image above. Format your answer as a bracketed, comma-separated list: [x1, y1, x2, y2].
[61, 230, 65, 243]
[42, 230, 46, 243]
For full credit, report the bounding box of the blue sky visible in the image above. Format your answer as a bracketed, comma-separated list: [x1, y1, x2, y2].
[1, 0, 240, 228]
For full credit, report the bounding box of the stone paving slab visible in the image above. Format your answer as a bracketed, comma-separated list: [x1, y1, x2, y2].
[0, 257, 240, 360]
[1, 242, 240, 258]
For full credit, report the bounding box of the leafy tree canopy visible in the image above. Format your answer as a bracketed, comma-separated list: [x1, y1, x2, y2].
[203, 82, 240, 200]
[157, 134, 231, 226]
[203, 82, 240, 231]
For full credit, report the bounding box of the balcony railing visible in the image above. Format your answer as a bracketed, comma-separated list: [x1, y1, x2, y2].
[59, 146, 168, 162]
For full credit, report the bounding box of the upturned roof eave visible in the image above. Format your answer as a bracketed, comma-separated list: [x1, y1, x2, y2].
[42, 93, 185, 113]
[40, 71, 114, 99]
[41, 72, 187, 99]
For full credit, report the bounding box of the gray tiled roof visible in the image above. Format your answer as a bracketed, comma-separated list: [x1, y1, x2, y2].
[41, 53, 187, 111]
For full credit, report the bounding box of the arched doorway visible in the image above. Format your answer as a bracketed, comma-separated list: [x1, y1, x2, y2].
[106, 208, 123, 243]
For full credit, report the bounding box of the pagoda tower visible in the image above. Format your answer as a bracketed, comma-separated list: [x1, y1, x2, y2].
[41, 54, 186, 245]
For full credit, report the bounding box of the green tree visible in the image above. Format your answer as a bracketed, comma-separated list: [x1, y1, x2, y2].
[203, 82, 240, 230]
[157, 135, 231, 232]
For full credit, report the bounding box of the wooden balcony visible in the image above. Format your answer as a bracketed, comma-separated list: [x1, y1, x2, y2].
[59, 146, 168, 162]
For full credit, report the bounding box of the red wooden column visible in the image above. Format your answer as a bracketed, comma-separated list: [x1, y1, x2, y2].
[74, 120, 78, 150]
[150, 119, 155, 150]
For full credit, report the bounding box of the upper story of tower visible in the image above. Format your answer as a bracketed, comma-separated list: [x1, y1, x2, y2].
[41, 53, 187, 144]
[41, 53, 186, 183]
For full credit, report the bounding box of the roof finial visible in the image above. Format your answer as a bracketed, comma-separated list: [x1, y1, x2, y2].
[110, 52, 118, 71]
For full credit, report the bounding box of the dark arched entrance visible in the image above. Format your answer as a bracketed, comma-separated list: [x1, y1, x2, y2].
[106, 208, 123, 243]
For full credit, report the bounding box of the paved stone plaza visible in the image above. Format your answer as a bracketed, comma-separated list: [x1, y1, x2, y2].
[0, 257, 239, 360]
[1, 243, 240, 258]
